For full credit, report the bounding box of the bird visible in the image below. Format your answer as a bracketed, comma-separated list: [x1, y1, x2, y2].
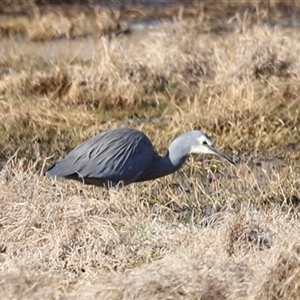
[46, 127, 235, 188]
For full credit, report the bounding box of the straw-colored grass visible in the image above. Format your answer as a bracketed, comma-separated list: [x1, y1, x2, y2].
[1, 3, 300, 299]
[1, 159, 300, 299]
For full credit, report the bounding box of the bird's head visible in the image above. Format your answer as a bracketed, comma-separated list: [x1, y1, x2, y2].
[189, 131, 235, 165]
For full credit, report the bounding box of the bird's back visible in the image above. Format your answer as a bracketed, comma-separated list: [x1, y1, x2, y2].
[46, 128, 154, 186]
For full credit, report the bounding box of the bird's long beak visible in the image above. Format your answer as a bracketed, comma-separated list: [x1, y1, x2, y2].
[206, 145, 236, 166]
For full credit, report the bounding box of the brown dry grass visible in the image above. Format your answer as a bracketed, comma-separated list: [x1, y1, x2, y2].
[1, 3, 300, 299]
[1, 1, 300, 40]
[1, 160, 300, 299]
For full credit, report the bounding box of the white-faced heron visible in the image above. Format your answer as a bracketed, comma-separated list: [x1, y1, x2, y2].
[46, 127, 235, 188]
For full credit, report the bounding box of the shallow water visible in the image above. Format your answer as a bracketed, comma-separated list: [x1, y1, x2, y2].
[94, 0, 182, 8]
[1, 10, 300, 65]
[0, 25, 167, 64]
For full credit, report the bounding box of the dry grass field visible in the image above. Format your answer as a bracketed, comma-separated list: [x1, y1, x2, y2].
[1, 2, 300, 299]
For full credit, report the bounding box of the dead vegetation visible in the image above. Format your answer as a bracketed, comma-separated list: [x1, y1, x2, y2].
[1, 21, 299, 165]
[1, 2, 300, 299]
[1, 161, 300, 299]
[1, 0, 300, 40]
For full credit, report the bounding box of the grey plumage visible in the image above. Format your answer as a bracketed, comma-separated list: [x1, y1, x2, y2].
[46, 127, 235, 188]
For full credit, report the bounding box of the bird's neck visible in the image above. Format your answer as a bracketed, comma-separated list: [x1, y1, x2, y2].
[135, 152, 187, 183]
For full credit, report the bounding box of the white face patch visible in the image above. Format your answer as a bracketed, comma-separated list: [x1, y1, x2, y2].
[197, 135, 213, 146]
[186, 131, 235, 165]
[189, 136, 214, 154]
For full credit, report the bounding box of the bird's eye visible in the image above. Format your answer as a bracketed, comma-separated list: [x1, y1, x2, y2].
[203, 141, 208, 145]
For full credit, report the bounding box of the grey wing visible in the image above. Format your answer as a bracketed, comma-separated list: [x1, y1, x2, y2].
[46, 128, 154, 183]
